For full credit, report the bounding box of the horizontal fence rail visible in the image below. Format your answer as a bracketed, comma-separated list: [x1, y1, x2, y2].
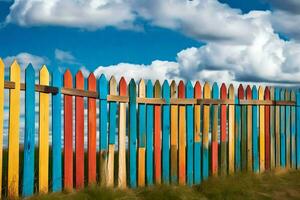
[0, 59, 300, 198]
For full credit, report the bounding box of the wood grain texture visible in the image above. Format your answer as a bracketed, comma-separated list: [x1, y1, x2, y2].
[220, 83, 227, 176]
[178, 81, 186, 185]
[64, 70, 73, 191]
[203, 82, 210, 179]
[146, 80, 154, 185]
[269, 87, 275, 169]
[8, 61, 20, 198]
[170, 81, 178, 184]
[264, 87, 270, 170]
[275, 88, 281, 168]
[246, 86, 253, 172]
[75, 71, 85, 189]
[23, 64, 35, 197]
[162, 80, 170, 184]
[211, 83, 219, 177]
[118, 77, 127, 188]
[194, 81, 201, 184]
[252, 86, 259, 173]
[291, 91, 296, 169]
[0, 59, 3, 198]
[258, 86, 265, 172]
[88, 74, 97, 185]
[138, 79, 146, 187]
[129, 79, 137, 188]
[154, 80, 162, 184]
[280, 89, 286, 167]
[228, 84, 235, 174]
[99, 74, 108, 186]
[237, 85, 244, 172]
[285, 90, 291, 169]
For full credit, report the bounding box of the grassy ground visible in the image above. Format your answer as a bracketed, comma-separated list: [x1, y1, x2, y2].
[27, 169, 300, 200]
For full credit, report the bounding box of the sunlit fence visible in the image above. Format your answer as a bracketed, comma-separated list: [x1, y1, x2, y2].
[0, 59, 299, 198]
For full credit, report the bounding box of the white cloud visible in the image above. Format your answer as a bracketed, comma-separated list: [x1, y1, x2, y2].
[55, 49, 76, 64]
[3, 52, 48, 70]
[6, 0, 136, 30]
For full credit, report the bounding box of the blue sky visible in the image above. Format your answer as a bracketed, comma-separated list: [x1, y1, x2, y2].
[0, 0, 300, 84]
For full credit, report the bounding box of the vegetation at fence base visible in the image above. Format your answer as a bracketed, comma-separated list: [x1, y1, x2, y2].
[27, 170, 300, 200]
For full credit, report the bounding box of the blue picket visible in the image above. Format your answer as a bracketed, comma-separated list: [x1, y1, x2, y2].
[99, 74, 108, 162]
[252, 86, 259, 173]
[162, 80, 170, 184]
[297, 91, 300, 169]
[275, 88, 280, 167]
[280, 89, 286, 167]
[51, 68, 62, 192]
[291, 91, 296, 168]
[146, 80, 154, 185]
[235, 96, 241, 171]
[285, 90, 291, 168]
[129, 79, 137, 188]
[194, 82, 201, 185]
[22, 64, 35, 197]
[186, 81, 194, 185]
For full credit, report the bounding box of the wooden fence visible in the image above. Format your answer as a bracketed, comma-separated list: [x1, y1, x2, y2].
[0, 59, 300, 198]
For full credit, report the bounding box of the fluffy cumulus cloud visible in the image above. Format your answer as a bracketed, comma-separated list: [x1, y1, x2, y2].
[4, 0, 300, 84]
[3, 52, 48, 70]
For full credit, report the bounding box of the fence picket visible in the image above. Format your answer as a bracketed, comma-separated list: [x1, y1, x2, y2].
[297, 91, 300, 169]
[23, 64, 35, 197]
[211, 83, 219, 176]
[203, 82, 210, 179]
[138, 79, 146, 187]
[146, 80, 154, 185]
[170, 81, 178, 184]
[118, 77, 127, 188]
[265, 87, 270, 170]
[75, 71, 85, 189]
[280, 89, 286, 167]
[246, 86, 253, 172]
[237, 85, 243, 172]
[194, 81, 201, 184]
[228, 84, 235, 174]
[88, 73, 97, 185]
[270, 87, 275, 169]
[8, 61, 20, 198]
[162, 80, 170, 184]
[178, 81, 186, 185]
[0, 59, 3, 198]
[291, 91, 296, 169]
[252, 86, 259, 173]
[258, 86, 265, 172]
[220, 83, 227, 176]
[286, 90, 291, 168]
[129, 79, 137, 188]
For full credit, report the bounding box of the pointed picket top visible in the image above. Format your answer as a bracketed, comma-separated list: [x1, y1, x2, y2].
[98, 74, 108, 99]
[11, 59, 20, 71]
[280, 88, 285, 100]
[238, 84, 244, 99]
[252, 85, 258, 99]
[291, 90, 296, 101]
[75, 70, 84, 90]
[119, 77, 127, 96]
[186, 80, 193, 99]
[170, 80, 177, 98]
[274, 87, 280, 101]
[109, 76, 117, 95]
[154, 80, 161, 98]
[212, 82, 219, 99]
[139, 79, 146, 98]
[40, 65, 49, 84]
[162, 80, 170, 103]
[178, 80, 185, 98]
[203, 82, 211, 99]
[88, 73, 96, 91]
[246, 85, 252, 99]
[0, 58, 4, 69]
[264, 87, 270, 100]
[285, 89, 291, 101]
[194, 81, 201, 99]
[129, 79, 136, 102]
[25, 64, 35, 76]
[270, 87, 275, 100]
[228, 84, 234, 99]
[64, 69, 73, 87]
[220, 83, 227, 99]
[258, 86, 264, 100]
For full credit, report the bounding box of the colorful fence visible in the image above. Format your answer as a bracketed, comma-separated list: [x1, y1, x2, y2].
[0, 59, 300, 198]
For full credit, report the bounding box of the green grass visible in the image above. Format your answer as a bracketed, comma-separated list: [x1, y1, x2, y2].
[27, 169, 300, 200]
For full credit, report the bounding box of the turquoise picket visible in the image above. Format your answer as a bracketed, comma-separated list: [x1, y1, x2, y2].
[285, 90, 291, 167]
[275, 88, 280, 166]
[22, 64, 35, 197]
[291, 91, 296, 168]
[186, 81, 194, 185]
[51, 68, 62, 192]
[297, 91, 300, 169]
[235, 96, 241, 171]
[146, 80, 154, 185]
[280, 89, 286, 167]
[129, 79, 137, 188]
[194, 82, 201, 185]
[252, 86, 259, 173]
[162, 80, 170, 184]
[99, 74, 108, 172]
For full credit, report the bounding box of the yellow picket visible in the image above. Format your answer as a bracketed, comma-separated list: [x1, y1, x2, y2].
[170, 81, 178, 183]
[0, 59, 4, 198]
[228, 84, 235, 174]
[8, 60, 21, 198]
[39, 65, 50, 193]
[258, 86, 265, 172]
